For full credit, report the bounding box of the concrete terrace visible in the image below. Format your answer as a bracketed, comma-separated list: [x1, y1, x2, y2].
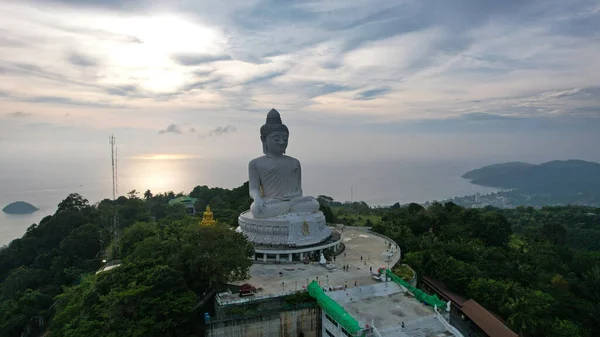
[225, 227, 399, 299]
[216, 227, 460, 337]
[329, 282, 432, 327]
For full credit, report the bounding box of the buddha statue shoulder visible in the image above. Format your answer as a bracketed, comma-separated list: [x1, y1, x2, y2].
[248, 109, 320, 219]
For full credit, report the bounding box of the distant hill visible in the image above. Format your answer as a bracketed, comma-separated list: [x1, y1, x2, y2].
[462, 160, 600, 195]
[2, 201, 38, 214]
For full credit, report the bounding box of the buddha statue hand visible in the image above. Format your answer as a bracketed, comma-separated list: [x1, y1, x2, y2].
[252, 196, 267, 215]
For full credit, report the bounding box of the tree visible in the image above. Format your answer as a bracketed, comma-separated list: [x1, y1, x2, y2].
[318, 200, 336, 223]
[504, 290, 555, 337]
[468, 278, 512, 314]
[548, 319, 582, 337]
[57, 193, 91, 214]
[473, 212, 512, 246]
[0, 290, 52, 337]
[542, 223, 567, 245]
[407, 202, 424, 214]
[582, 266, 600, 302]
[317, 195, 334, 203]
[177, 223, 254, 292]
[51, 265, 196, 337]
[143, 189, 153, 200]
[127, 190, 140, 199]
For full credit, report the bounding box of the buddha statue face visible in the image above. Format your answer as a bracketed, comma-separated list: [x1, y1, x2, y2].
[262, 130, 288, 156]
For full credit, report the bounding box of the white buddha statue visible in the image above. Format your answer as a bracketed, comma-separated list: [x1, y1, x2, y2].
[248, 109, 320, 219]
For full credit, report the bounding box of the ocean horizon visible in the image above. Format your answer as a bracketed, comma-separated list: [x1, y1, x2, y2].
[0, 157, 499, 246]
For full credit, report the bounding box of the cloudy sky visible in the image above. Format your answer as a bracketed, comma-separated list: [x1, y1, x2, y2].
[1, 0, 599, 165]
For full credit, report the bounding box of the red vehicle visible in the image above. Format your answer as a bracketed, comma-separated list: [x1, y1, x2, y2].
[239, 284, 256, 297]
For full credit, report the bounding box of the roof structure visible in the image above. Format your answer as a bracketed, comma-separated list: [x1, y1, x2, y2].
[422, 276, 467, 306]
[422, 276, 518, 337]
[168, 196, 198, 206]
[460, 300, 518, 337]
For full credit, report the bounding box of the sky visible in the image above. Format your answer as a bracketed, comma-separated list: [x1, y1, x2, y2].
[1, 0, 600, 166]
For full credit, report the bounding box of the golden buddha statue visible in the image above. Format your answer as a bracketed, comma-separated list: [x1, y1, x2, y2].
[201, 205, 216, 226]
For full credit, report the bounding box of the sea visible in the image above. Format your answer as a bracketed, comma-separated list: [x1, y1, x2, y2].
[0, 157, 499, 246]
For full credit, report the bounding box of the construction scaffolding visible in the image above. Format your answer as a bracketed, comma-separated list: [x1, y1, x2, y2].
[384, 269, 447, 309]
[307, 281, 362, 335]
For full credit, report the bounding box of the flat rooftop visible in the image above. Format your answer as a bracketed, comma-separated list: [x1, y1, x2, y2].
[219, 227, 459, 336]
[224, 227, 399, 300]
[329, 282, 433, 328]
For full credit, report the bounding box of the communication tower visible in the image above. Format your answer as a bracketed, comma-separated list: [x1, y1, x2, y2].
[109, 135, 120, 259]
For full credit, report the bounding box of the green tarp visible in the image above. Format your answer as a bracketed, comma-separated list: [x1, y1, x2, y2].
[168, 196, 198, 205]
[307, 281, 361, 334]
[385, 269, 447, 309]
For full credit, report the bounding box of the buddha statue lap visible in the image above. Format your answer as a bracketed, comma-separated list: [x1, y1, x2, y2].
[248, 109, 320, 219]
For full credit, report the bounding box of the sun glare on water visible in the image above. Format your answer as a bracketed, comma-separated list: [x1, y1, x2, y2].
[130, 154, 199, 161]
[125, 154, 200, 192]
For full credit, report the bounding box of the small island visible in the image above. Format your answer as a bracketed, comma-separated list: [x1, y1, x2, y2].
[2, 201, 39, 214]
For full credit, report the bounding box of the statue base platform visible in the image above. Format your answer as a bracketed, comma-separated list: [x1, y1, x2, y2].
[237, 210, 331, 248]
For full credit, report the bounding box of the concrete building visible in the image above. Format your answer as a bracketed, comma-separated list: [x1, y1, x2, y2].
[205, 228, 463, 337]
[168, 196, 198, 214]
[325, 282, 462, 337]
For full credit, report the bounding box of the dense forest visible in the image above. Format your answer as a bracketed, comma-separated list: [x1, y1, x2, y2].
[370, 202, 600, 337]
[0, 186, 259, 337]
[1, 183, 599, 337]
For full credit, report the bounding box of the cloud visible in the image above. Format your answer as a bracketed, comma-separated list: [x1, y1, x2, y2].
[208, 125, 236, 136]
[0, 0, 599, 129]
[67, 52, 98, 67]
[22, 95, 125, 108]
[105, 84, 139, 97]
[172, 53, 232, 66]
[354, 87, 391, 101]
[158, 124, 182, 134]
[8, 111, 32, 117]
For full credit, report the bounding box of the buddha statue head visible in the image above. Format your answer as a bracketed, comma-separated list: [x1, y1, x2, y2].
[260, 109, 289, 156]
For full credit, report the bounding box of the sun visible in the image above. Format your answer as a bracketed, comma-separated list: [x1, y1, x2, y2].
[83, 14, 227, 93]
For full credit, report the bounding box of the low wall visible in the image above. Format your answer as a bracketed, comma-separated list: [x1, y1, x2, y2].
[356, 228, 401, 270]
[334, 225, 404, 272]
[358, 227, 417, 287]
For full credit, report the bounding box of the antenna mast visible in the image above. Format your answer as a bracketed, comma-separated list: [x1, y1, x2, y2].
[109, 135, 120, 260]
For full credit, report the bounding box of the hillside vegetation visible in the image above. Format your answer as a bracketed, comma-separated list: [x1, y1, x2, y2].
[2, 184, 599, 337]
[371, 202, 600, 337]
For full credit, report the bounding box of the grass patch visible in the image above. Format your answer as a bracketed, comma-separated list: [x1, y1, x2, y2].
[335, 213, 381, 226]
[509, 234, 526, 250]
[392, 265, 415, 283]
